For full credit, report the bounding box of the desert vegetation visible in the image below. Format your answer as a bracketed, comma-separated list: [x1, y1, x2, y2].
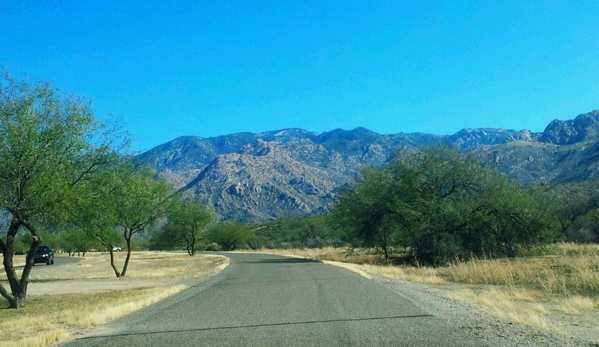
[0, 74, 189, 309]
[329, 146, 559, 266]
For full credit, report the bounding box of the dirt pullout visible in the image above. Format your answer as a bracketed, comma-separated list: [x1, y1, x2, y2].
[24, 253, 229, 296]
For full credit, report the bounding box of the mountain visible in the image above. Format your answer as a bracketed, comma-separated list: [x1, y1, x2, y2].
[141, 110, 599, 223]
[475, 110, 599, 183]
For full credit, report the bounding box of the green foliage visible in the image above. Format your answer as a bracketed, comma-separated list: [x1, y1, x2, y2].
[205, 222, 253, 251]
[330, 146, 560, 266]
[13, 232, 32, 254]
[0, 74, 123, 308]
[152, 199, 214, 255]
[251, 215, 340, 249]
[551, 180, 599, 243]
[204, 242, 222, 252]
[67, 156, 173, 276]
[59, 228, 107, 255]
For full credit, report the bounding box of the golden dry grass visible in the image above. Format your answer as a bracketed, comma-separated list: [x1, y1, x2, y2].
[556, 295, 597, 315]
[0, 252, 229, 347]
[257, 247, 387, 264]
[4, 251, 228, 282]
[442, 249, 599, 297]
[0, 286, 188, 347]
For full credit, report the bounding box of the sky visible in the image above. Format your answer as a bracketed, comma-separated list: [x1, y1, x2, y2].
[1, 1, 598, 152]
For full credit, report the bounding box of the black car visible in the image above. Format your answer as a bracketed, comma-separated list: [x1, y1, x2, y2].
[34, 245, 54, 265]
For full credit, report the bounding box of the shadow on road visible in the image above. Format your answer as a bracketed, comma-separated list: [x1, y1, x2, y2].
[239, 258, 322, 264]
[209, 276, 355, 287]
[78, 314, 435, 340]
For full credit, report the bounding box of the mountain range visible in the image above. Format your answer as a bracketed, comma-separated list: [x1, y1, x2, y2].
[141, 110, 599, 223]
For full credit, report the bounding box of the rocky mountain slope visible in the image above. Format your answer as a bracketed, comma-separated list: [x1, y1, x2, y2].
[141, 110, 599, 223]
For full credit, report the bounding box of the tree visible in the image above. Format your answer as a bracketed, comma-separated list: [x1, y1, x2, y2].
[551, 181, 599, 242]
[59, 228, 104, 256]
[251, 215, 339, 249]
[68, 156, 173, 277]
[206, 223, 253, 251]
[157, 199, 213, 255]
[330, 146, 559, 266]
[0, 75, 119, 308]
[329, 167, 401, 258]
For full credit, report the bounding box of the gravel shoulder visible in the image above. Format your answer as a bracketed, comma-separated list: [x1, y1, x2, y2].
[324, 260, 592, 347]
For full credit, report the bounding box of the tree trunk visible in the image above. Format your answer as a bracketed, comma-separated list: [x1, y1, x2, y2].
[109, 249, 122, 277]
[0, 216, 42, 309]
[120, 230, 133, 277]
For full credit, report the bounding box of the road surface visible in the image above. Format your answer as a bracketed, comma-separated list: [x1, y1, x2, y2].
[60, 252, 491, 346]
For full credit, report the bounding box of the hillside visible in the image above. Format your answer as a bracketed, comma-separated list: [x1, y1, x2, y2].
[142, 110, 599, 222]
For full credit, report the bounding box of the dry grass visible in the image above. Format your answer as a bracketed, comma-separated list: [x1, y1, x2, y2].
[442, 247, 599, 297]
[0, 252, 228, 347]
[258, 247, 387, 264]
[0, 286, 187, 347]
[357, 263, 446, 284]
[4, 251, 227, 282]
[556, 295, 597, 315]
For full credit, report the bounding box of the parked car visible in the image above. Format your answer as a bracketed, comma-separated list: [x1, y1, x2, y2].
[34, 245, 54, 265]
[112, 246, 122, 252]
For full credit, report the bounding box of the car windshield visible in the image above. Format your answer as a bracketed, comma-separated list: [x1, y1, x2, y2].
[37, 247, 50, 252]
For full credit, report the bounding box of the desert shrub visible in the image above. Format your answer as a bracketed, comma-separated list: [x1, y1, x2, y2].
[330, 146, 560, 266]
[204, 242, 222, 252]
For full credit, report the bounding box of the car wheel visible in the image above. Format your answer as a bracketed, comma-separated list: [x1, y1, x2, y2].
[51, 258, 54, 265]
[46, 260, 50, 265]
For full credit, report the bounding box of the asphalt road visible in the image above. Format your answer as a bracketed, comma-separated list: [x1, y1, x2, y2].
[40, 255, 82, 266]
[12, 254, 81, 270]
[59, 253, 490, 347]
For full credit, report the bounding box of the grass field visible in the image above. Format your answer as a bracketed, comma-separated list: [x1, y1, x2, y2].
[0, 252, 228, 347]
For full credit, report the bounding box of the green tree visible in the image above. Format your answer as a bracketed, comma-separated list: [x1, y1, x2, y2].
[329, 166, 401, 258]
[251, 214, 339, 249]
[206, 223, 253, 251]
[68, 157, 173, 277]
[0, 75, 119, 308]
[330, 146, 559, 266]
[59, 228, 104, 256]
[158, 199, 213, 256]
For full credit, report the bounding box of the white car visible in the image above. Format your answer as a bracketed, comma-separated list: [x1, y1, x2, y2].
[112, 246, 122, 252]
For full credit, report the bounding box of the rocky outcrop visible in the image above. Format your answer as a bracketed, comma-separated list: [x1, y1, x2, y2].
[539, 110, 599, 145]
[142, 110, 599, 222]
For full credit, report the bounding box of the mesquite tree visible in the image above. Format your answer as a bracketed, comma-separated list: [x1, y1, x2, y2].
[0, 75, 119, 308]
[159, 199, 214, 256]
[330, 146, 559, 266]
[69, 157, 173, 277]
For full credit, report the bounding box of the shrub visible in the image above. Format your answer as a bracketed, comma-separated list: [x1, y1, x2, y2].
[204, 242, 222, 252]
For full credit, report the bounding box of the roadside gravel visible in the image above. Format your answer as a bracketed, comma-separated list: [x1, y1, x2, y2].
[322, 259, 591, 347]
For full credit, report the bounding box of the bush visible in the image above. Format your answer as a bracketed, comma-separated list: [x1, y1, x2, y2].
[330, 146, 560, 266]
[204, 242, 222, 252]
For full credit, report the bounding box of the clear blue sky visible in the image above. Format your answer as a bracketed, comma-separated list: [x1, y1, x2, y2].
[1, 1, 598, 152]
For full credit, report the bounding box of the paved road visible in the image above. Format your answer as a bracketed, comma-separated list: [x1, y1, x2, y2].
[60, 253, 489, 346]
[40, 255, 82, 266]
[12, 254, 81, 270]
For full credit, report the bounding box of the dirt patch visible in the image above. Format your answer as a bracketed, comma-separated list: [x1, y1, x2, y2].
[22, 252, 229, 296]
